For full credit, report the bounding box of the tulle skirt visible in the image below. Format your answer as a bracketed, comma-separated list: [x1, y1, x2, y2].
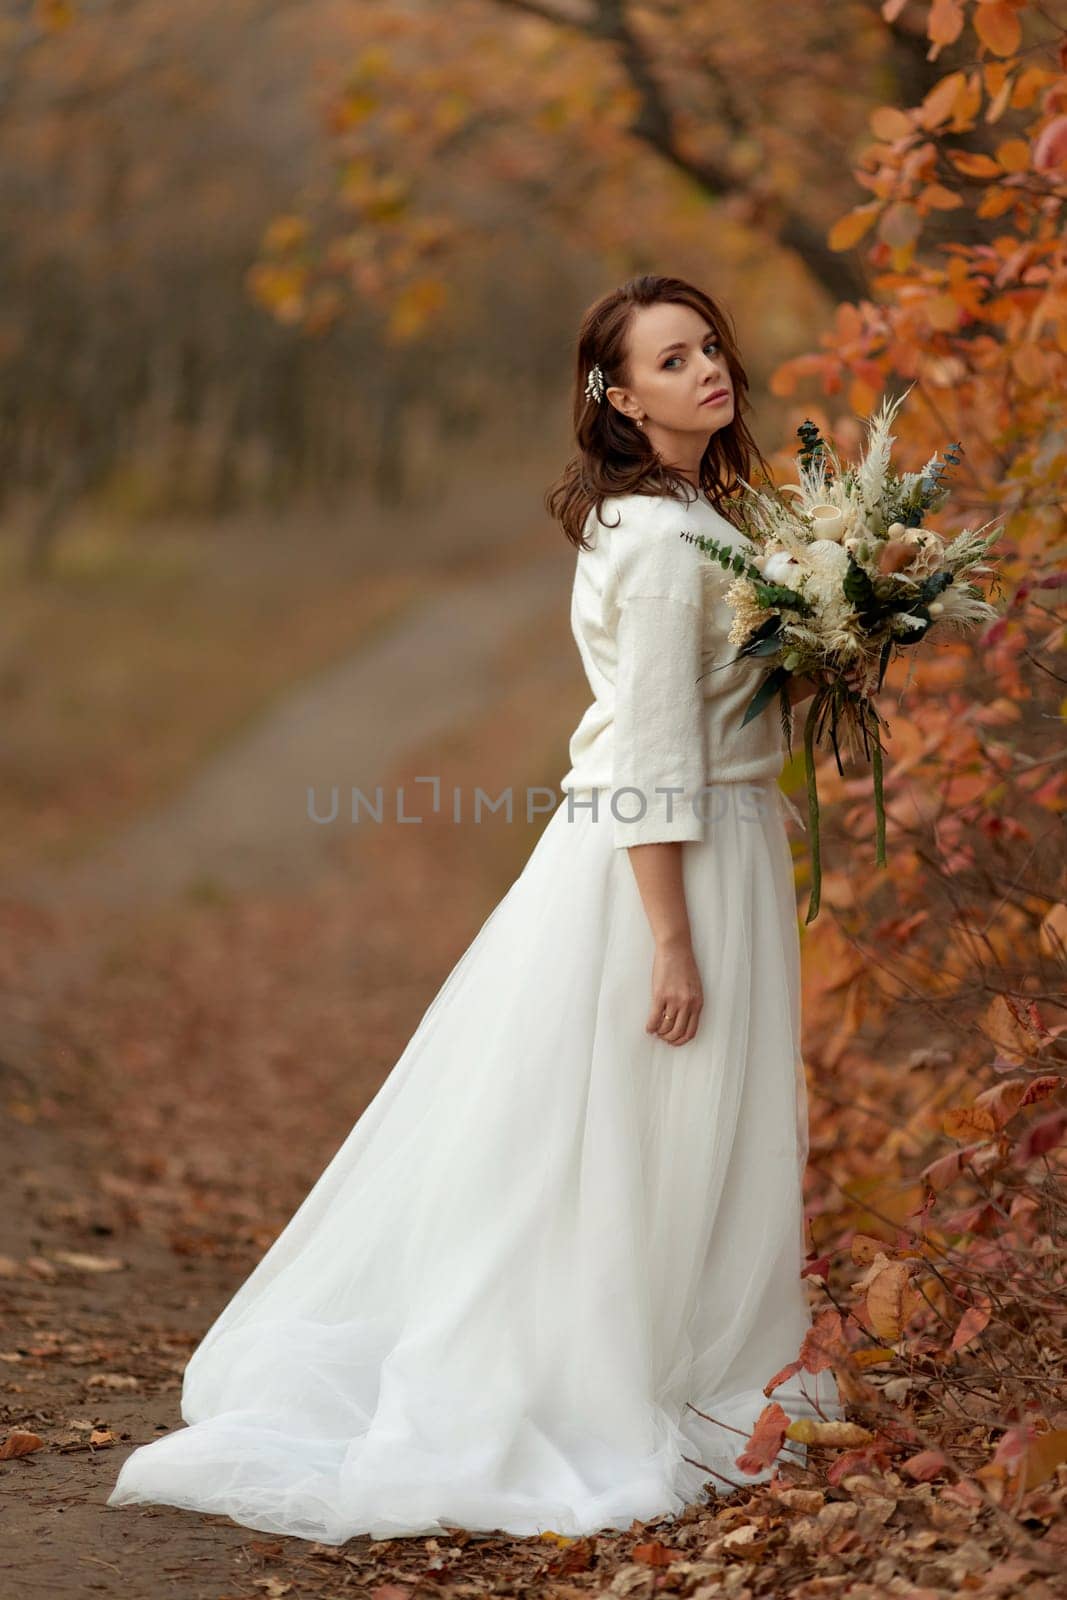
[106, 779, 841, 1543]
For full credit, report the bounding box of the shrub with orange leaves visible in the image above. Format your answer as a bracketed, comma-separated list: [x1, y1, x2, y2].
[740, 0, 1067, 1520]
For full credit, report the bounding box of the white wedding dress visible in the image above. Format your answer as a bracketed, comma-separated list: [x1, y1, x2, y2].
[106, 490, 842, 1543]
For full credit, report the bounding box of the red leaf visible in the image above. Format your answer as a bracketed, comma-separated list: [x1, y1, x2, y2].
[922, 1142, 984, 1191]
[1019, 1111, 1067, 1161]
[950, 1301, 991, 1352]
[902, 1449, 948, 1481]
[735, 1402, 789, 1475]
[795, 1307, 846, 1375]
[763, 1358, 802, 1396]
[1020, 1075, 1061, 1108]
[826, 1443, 893, 1485]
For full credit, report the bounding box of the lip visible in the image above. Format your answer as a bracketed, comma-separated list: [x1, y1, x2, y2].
[700, 388, 730, 406]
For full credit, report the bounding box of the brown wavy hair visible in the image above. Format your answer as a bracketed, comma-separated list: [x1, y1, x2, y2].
[545, 274, 773, 551]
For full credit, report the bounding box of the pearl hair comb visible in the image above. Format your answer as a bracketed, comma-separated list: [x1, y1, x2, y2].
[584, 363, 606, 404]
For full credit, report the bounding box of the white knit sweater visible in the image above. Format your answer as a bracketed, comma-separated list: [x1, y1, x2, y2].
[559, 489, 787, 847]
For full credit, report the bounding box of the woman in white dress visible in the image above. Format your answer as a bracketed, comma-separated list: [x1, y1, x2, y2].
[106, 273, 842, 1544]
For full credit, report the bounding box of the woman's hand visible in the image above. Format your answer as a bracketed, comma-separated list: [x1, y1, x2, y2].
[786, 671, 821, 708]
[646, 935, 704, 1046]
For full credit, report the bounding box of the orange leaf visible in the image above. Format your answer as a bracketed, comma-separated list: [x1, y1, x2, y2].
[919, 185, 964, 212]
[977, 186, 1017, 218]
[0, 1429, 45, 1459]
[996, 138, 1031, 173]
[973, 1077, 1029, 1128]
[866, 1260, 913, 1342]
[829, 204, 881, 253]
[1021, 1430, 1067, 1491]
[947, 149, 1002, 178]
[920, 71, 967, 128]
[981, 994, 1037, 1065]
[632, 1541, 678, 1566]
[735, 1402, 789, 1474]
[925, 291, 961, 330]
[974, 2, 1021, 58]
[851, 1233, 890, 1264]
[987, 1425, 1067, 1493]
[942, 1103, 994, 1140]
[927, 0, 965, 49]
[870, 106, 914, 142]
[1012, 66, 1056, 110]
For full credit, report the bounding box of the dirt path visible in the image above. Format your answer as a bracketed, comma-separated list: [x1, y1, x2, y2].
[11, 539, 571, 915]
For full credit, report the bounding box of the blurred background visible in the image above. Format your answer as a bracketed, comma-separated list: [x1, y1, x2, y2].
[2, 3, 1064, 1593]
[1, 0, 880, 893]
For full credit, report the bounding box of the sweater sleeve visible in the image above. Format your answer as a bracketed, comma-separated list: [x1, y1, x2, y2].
[609, 501, 707, 849]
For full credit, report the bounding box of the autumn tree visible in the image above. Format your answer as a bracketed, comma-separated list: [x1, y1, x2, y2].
[250, 0, 903, 336]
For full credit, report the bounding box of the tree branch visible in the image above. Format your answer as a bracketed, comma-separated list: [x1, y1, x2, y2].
[492, 0, 869, 304]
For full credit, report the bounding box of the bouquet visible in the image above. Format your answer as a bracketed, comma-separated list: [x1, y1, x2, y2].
[682, 386, 1005, 923]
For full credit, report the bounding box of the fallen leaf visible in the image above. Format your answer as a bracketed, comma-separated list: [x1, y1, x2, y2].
[785, 1419, 875, 1449]
[735, 1402, 789, 1474]
[0, 1430, 45, 1459]
[902, 1449, 949, 1482]
[631, 1540, 677, 1566]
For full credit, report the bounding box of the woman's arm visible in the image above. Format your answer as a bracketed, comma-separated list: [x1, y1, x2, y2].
[607, 502, 709, 1045]
[625, 841, 704, 1047]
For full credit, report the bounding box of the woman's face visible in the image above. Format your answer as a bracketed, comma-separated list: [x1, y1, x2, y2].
[606, 300, 735, 440]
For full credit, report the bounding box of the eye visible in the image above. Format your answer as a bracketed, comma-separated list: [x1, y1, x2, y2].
[664, 339, 720, 370]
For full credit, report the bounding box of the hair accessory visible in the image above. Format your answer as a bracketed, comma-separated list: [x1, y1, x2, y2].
[584, 363, 606, 404]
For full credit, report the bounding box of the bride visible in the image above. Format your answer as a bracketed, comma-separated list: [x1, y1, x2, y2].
[106, 272, 842, 1544]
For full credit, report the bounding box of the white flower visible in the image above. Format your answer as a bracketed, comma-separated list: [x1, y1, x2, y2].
[761, 549, 802, 585]
[805, 538, 851, 574]
[887, 521, 906, 538]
